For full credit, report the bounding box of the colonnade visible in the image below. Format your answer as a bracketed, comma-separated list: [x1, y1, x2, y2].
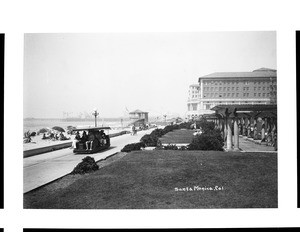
[209, 115, 277, 151]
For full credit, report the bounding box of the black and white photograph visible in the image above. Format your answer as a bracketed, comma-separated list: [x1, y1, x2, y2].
[1, 0, 300, 231]
[22, 32, 277, 209]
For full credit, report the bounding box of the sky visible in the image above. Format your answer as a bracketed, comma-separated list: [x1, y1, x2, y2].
[23, 32, 276, 119]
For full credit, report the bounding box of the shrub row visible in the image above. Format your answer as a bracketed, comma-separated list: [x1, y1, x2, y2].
[152, 118, 224, 151]
[121, 122, 194, 152]
[195, 119, 215, 133]
[140, 122, 194, 147]
[188, 133, 224, 151]
[121, 142, 145, 152]
[122, 119, 223, 152]
[188, 119, 224, 151]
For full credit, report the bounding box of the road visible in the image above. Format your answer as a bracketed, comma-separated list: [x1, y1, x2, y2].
[24, 128, 155, 193]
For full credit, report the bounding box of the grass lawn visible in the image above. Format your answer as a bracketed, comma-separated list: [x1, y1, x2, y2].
[24, 150, 277, 209]
[159, 129, 195, 144]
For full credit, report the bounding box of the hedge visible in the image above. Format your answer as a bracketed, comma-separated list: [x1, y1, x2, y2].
[71, 156, 99, 175]
[188, 133, 224, 151]
[140, 122, 194, 147]
[121, 142, 146, 152]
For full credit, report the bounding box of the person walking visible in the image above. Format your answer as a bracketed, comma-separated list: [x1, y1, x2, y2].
[132, 125, 136, 135]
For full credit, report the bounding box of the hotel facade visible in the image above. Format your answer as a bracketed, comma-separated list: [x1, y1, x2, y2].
[187, 68, 277, 119]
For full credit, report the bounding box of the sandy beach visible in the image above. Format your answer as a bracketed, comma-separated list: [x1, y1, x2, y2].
[23, 134, 75, 151]
[23, 128, 131, 151]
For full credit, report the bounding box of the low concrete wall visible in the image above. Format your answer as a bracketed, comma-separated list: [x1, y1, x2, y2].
[23, 142, 73, 158]
[23, 130, 131, 158]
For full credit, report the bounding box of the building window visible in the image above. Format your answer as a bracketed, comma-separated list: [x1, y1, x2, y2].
[263, 93, 265, 97]
[219, 87, 222, 91]
[205, 104, 211, 110]
[247, 93, 249, 97]
[236, 93, 239, 97]
[236, 87, 239, 91]
[263, 87, 265, 90]
[258, 87, 261, 91]
[232, 93, 234, 97]
[232, 87, 234, 90]
[227, 87, 230, 91]
[254, 93, 256, 97]
[192, 104, 197, 111]
[223, 87, 226, 91]
[227, 93, 230, 97]
[258, 93, 261, 97]
[243, 93, 246, 97]
[254, 87, 256, 91]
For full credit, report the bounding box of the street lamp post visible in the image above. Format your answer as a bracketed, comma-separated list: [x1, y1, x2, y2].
[163, 114, 167, 124]
[92, 109, 99, 127]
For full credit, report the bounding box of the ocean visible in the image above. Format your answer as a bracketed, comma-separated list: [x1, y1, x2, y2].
[23, 118, 132, 133]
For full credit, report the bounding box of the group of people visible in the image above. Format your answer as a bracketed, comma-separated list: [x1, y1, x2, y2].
[42, 132, 70, 141]
[72, 130, 108, 150]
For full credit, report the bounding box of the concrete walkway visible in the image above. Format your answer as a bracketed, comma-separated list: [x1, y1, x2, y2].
[24, 128, 155, 193]
[238, 136, 276, 153]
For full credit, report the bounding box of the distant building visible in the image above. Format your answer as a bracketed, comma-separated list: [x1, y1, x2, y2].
[129, 109, 149, 126]
[187, 68, 277, 119]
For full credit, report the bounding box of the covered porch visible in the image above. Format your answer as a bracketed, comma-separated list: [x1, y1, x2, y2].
[204, 104, 277, 151]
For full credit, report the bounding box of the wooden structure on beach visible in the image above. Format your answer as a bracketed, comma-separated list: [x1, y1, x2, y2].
[129, 109, 149, 127]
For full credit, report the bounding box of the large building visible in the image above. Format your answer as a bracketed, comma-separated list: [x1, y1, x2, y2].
[187, 68, 277, 119]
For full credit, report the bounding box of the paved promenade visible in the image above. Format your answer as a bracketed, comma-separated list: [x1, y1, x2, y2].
[24, 128, 155, 193]
[238, 136, 276, 152]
